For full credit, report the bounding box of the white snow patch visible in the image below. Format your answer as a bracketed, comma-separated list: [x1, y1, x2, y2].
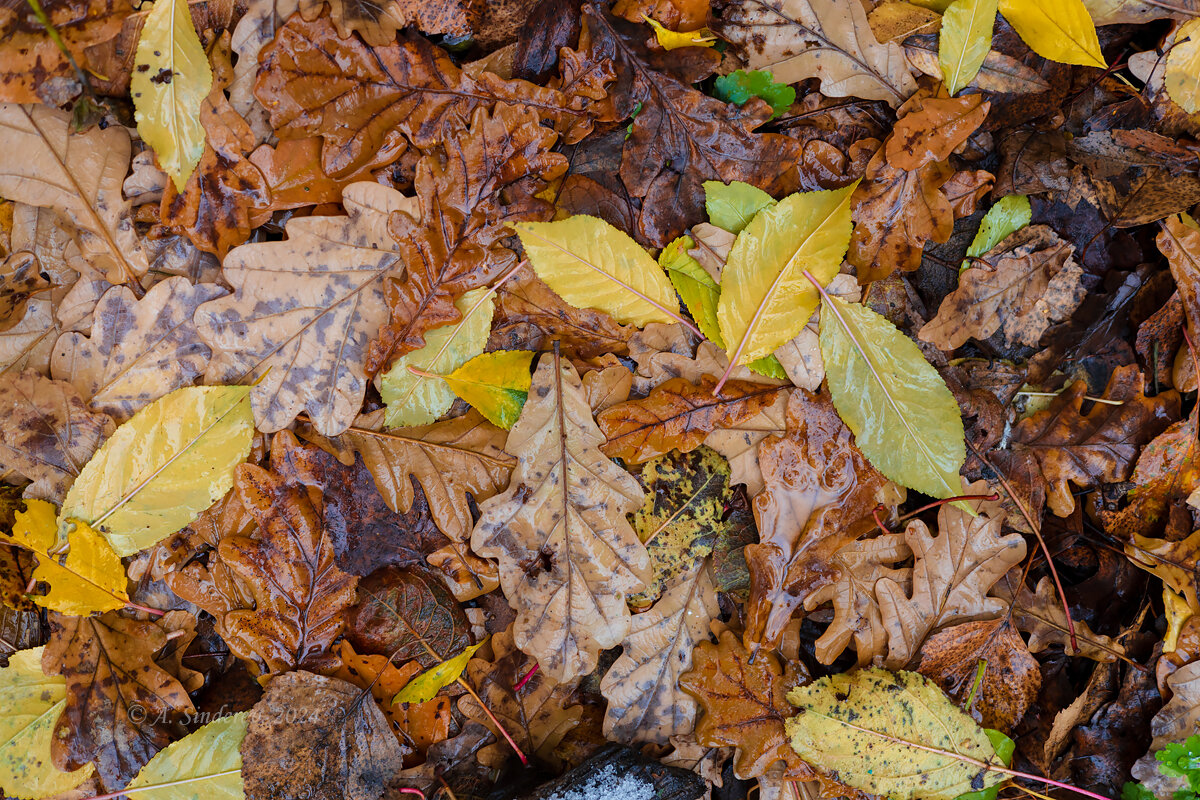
[542, 764, 657, 800]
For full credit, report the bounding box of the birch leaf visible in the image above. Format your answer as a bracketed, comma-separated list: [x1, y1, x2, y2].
[703, 180, 776, 234]
[0, 647, 95, 800]
[393, 639, 487, 704]
[131, 0, 213, 190]
[441, 350, 533, 430]
[939, 0, 999, 95]
[1166, 19, 1200, 113]
[998, 0, 1106, 67]
[515, 216, 682, 329]
[61, 385, 255, 556]
[718, 184, 856, 366]
[380, 287, 494, 428]
[961, 195, 1031, 271]
[819, 296, 965, 499]
[123, 712, 247, 800]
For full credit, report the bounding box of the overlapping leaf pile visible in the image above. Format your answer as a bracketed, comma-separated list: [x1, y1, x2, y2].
[0, 0, 1199, 798]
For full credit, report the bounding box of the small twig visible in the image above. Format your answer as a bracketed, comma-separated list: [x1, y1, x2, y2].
[1016, 390, 1123, 406]
[513, 663, 539, 693]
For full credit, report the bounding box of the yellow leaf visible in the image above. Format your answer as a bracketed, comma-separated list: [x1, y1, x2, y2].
[131, 0, 213, 190]
[380, 287, 494, 428]
[124, 712, 247, 799]
[8, 500, 127, 616]
[0, 647, 95, 800]
[717, 184, 856, 366]
[393, 639, 488, 705]
[442, 350, 534, 430]
[939, 0, 999, 94]
[61, 385, 255, 556]
[643, 15, 717, 50]
[1167, 19, 1200, 114]
[999, 0, 1105, 67]
[819, 296, 966, 500]
[515, 216, 682, 329]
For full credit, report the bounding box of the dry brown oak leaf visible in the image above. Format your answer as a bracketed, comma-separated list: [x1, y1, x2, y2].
[471, 354, 651, 682]
[1011, 363, 1180, 517]
[194, 182, 413, 436]
[679, 630, 816, 781]
[0, 103, 148, 284]
[848, 93, 993, 283]
[0, 370, 113, 503]
[367, 104, 567, 374]
[917, 618, 1041, 733]
[991, 572, 1126, 662]
[241, 670, 407, 800]
[43, 611, 195, 790]
[0, 251, 52, 332]
[920, 225, 1087, 350]
[298, 407, 514, 545]
[874, 489, 1027, 668]
[744, 390, 891, 651]
[218, 463, 359, 676]
[254, 15, 601, 177]
[50, 277, 226, 421]
[457, 626, 584, 769]
[575, 5, 802, 247]
[600, 564, 720, 746]
[297, 0, 482, 46]
[597, 375, 785, 464]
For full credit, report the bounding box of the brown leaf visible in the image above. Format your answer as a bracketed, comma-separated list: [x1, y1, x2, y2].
[921, 226, 1087, 350]
[1101, 408, 1200, 539]
[678, 630, 815, 781]
[0, 251, 52, 332]
[43, 611, 195, 790]
[1012, 364, 1180, 517]
[241, 670, 407, 800]
[612, 0, 709, 29]
[219, 463, 359, 675]
[703, 389, 790, 497]
[1159, 213, 1200, 335]
[917, 618, 1041, 733]
[991, 573, 1126, 662]
[248, 136, 381, 212]
[297, 0, 481, 46]
[885, 94, 990, 171]
[471, 354, 650, 681]
[0, 370, 113, 502]
[598, 376, 785, 464]
[744, 390, 890, 650]
[902, 33, 1052, 95]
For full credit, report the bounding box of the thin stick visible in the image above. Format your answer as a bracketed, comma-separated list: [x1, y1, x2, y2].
[514, 663, 539, 693]
[1016, 391, 1123, 406]
[77, 769, 242, 800]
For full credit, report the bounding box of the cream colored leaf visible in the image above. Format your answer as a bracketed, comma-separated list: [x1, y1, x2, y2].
[601, 565, 720, 745]
[710, 0, 918, 106]
[195, 183, 416, 436]
[0, 647, 95, 800]
[471, 353, 650, 681]
[51, 277, 227, 422]
[1083, 0, 1199, 23]
[939, 0, 999, 95]
[123, 712, 247, 800]
[772, 274, 860, 391]
[0, 104, 148, 284]
[61, 385, 255, 556]
[1167, 19, 1200, 114]
[515, 216, 682, 329]
[998, 0, 1106, 67]
[380, 287, 494, 428]
[718, 184, 856, 367]
[131, 0, 213, 190]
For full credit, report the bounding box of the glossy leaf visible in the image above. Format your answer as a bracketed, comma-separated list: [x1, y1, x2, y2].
[643, 15, 716, 49]
[393, 639, 487, 704]
[662, 236, 722, 344]
[123, 713, 247, 800]
[999, 0, 1106, 67]
[939, 0, 999, 95]
[961, 195, 1032, 271]
[703, 180, 777, 235]
[440, 350, 533, 430]
[713, 70, 796, 119]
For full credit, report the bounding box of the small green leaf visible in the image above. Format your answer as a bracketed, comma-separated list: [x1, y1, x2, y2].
[961, 195, 1032, 272]
[939, 0, 999, 95]
[956, 729, 1014, 800]
[393, 639, 488, 705]
[703, 180, 776, 234]
[123, 713, 248, 800]
[713, 70, 796, 119]
[441, 350, 534, 430]
[662, 235, 723, 345]
[818, 296, 966, 500]
[748, 355, 788, 379]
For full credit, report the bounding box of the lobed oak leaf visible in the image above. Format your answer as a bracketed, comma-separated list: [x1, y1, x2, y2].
[991, 572, 1126, 661]
[1101, 408, 1200, 539]
[1132, 659, 1200, 797]
[471, 353, 650, 682]
[597, 376, 786, 464]
[0, 251, 52, 333]
[297, 0, 482, 46]
[43, 611, 195, 790]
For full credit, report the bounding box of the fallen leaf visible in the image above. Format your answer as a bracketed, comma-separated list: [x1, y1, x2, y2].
[939, 0, 998, 95]
[998, 0, 1105, 67]
[991, 573, 1126, 661]
[123, 712, 247, 799]
[961, 194, 1032, 270]
[903, 32, 1053, 94]
[298, 0, 481, 45]
[703, 389, 789, 496]
[0, 252, 52, 333]
[1166, 19, 1200, 113]
[471, 353, 650, 681]
[703, 179, 776, 234]
[712, 70, 795, 119]
[394, 639, 486, 704]
[441, 350, 534, 430]
[614, 0, 710, 29]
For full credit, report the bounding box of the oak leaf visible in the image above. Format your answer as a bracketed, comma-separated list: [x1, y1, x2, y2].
[297, 0, 481, 45]
[1100, 408, 1200, 539]
[991, 573, 1126, 661]
[703, 389, 789, 496]
[471, 353, 650, 681]
[0, 251, 52, 334]
[1132, 659, 1200, 797]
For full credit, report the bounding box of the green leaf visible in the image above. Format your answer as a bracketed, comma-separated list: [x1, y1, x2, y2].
[662, 235, 723, 345]
[393, 638, 488, 704]
[939, 0, 999, 95]
[1121, 783, 1157, 800]
[1158, 735, 1200, 792]
[515, 216, 682, 329]
[380, 286, 494, 428]
[785, 668, 1007, 800]
[441, 350, 534, 430]
[961, 195, 1032, 272]
[60, 385, 254, 556]
[998, 0, 1105, 67]
[713, 70, 796, 119]
[818, 296, 966, 499]
[131, 0, 212, 190]
[0, 647, 95, 799]
[703, 180, 776, 234]
[956, 730, 1014, 800]
[748, 355, 788, 379]
[717, 184, 856, 366]
[123, 713, 248, 800]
